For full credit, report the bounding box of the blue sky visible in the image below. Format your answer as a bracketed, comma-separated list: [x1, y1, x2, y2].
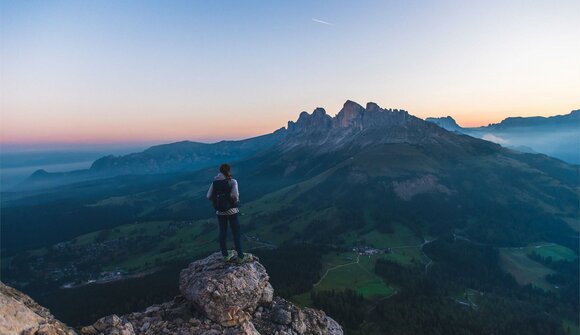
[1, 0, 578, 146]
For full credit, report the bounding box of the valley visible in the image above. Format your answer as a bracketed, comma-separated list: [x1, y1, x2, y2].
[1, 101, 579, 334]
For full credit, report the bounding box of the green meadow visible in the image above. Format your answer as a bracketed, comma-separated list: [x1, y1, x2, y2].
[499, 247, 555, 290]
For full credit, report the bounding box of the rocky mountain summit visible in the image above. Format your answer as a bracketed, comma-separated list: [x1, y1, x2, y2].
[1, 253, 342, 335]
[283, 100, 468, 150]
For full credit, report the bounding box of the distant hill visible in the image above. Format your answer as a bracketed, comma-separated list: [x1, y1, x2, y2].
[426, 110, 580, 163]
[482, 110, 579, 129]
[424, 116, 463, 132]
[15, 129, 286, 191]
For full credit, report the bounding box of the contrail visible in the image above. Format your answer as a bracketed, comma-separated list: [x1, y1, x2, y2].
[312, 18, 332, 25]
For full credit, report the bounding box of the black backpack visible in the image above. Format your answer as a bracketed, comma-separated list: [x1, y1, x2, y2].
[211, 179, 233, 212]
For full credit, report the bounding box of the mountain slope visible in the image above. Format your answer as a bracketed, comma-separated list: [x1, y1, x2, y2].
[426, 110, 580, 163]
[237, 102, 578, 246]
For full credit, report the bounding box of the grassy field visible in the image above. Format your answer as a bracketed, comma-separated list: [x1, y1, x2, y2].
[499, 242, 577, 291]
[314, 253, 394, 298]
[528, 243, 577, 262]
[285, 224, 424, 306]
[385, 245, 427, 266]
[499, 247, 555, 290]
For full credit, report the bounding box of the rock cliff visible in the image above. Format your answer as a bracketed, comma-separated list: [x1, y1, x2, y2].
[283, 100, 462, 150]
[1, 253, 342, 335]
[0, 282, 75, 335]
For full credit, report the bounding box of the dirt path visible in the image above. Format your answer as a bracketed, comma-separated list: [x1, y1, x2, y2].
[420, 238, 437, 272]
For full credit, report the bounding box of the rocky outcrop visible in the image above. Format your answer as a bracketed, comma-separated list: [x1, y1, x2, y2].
[1, 253, 342, 335]
[80, 315, 134, 335]
[178, 253, 273, 327]
[0, 282, 76, 335]
[283, 100, 459, 150]
[286, 100, 412, 136]
[79, 252, 342, 335]
[392, 174, 453, 201]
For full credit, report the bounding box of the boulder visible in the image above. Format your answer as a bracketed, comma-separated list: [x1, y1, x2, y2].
[81, 315, 134, 335]
[78, 252, 343, 335]
[179, 253, 272, 326]
[252, 297, 343, 335]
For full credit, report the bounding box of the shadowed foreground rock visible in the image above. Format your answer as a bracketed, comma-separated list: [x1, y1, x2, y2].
[81, 252, 343, 335]
[0, 282, 76, 335]
[0, 253, 341, 335]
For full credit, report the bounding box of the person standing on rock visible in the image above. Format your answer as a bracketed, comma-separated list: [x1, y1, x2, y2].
[207, 163, 248, 264]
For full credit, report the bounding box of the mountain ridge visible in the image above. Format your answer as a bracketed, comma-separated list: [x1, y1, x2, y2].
[16, 129, 286, 191]
[13, 103, 578, 191]
[426, 109, 579, 130]
[425, 109, 580, 163]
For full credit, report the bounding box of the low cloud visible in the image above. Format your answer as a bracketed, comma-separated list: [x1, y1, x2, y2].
[482, 133, 509, 145]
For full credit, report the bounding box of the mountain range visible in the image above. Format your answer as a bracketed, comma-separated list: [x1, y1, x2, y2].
[16, 129, 286, 191]
[14, 105, 578, 192]
[4, 99, 578, 250]
[426, 110, 580, 163]
[1, 100, 578, 334]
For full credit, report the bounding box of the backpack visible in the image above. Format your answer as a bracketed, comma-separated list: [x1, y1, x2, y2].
[211, 179, 233, 212]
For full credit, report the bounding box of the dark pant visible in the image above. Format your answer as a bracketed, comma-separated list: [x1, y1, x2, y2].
[218, 213, 243, 257]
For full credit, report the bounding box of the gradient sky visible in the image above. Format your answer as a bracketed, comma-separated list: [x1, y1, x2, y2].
[1, 0, 579, 146]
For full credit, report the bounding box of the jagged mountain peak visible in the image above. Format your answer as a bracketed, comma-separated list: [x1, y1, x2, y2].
[287, 100, 412, 133]
[284, 100, 456, 149]
[365, 101, 381, 112]
[335, 100, 365, 129]
[425, 116, 463, 131]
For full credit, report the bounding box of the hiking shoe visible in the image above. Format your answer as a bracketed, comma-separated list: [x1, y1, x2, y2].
[236, 254, 249, 265]
[223, 252, 235, 263]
